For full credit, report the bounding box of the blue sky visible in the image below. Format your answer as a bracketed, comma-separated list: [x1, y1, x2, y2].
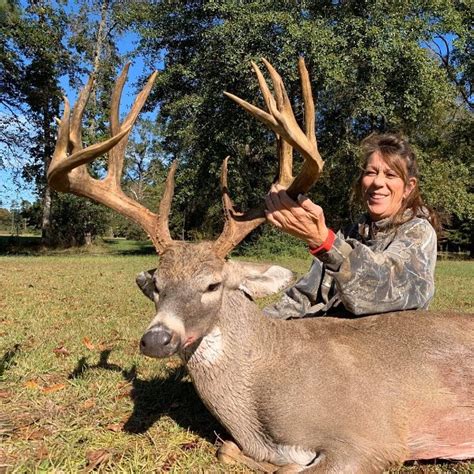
[0, 23, 158, 209]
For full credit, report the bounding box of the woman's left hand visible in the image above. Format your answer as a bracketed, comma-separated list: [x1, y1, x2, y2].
[265, 184, 329, 248]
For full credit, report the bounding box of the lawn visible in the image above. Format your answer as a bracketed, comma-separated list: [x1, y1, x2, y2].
[1, 242, 473, 473]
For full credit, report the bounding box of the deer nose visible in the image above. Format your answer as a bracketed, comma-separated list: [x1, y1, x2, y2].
[140, 325, 176, 358]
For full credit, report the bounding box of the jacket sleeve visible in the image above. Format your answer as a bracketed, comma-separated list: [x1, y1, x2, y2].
[319, 219, 437, 315]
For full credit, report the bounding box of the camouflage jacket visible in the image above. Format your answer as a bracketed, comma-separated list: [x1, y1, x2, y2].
[263, 212, 437, 319]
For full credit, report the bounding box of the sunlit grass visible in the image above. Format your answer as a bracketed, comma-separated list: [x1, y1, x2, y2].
[1, 249, 472, 472]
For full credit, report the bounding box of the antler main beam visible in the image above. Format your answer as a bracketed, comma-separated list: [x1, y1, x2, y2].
[224, 57, 324, 200]
[47, 65, 175, 254]
[215, 58, 324, 256]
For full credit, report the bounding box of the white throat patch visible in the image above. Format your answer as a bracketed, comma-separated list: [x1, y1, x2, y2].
[188, 326, 223, 367]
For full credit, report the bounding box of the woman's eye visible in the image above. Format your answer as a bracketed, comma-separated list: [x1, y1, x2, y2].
[207, 282, 221, 292]
[364, 170, 376, 176]
[386, 173, 398, 179]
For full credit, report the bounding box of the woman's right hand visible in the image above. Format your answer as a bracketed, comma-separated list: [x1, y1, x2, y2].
[265, 184, 329, 249]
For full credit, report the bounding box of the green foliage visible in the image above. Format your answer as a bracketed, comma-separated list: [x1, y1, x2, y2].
[19, 199, 42, 229]
[1, 0, 130, 247]
[124, 0, 471, 244]
[48, 194, 110, 246]
[1, 1, 472, 249]
[17, 194, 109, 246]
[14, 194, 110, 245]
[238, 225, 307, 259]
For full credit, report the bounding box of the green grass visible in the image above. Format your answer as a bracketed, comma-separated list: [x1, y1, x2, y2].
[0, 244, 472, 472]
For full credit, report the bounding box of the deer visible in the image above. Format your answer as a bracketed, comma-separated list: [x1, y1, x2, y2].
[47, 58, 473, 473]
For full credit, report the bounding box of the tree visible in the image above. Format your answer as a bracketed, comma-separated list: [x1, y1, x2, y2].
[1, 0, 130, 246]
[2, 0, 74, 244]
[125, 1, 472, 241]
[0, 207, 12, 232]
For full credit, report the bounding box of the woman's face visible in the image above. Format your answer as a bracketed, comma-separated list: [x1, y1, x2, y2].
[361, 151, 416, 221]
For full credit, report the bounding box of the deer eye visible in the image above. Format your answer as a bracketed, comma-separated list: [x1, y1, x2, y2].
[206, 282, 221, 292]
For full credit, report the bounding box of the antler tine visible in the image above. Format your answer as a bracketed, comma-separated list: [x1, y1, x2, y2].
[277, 137, 294, 188]
[69, 75, 95, 155]
[250, 61, 294, 187]
[155, 160, 178, 249]
[110, 64, 129, 136]
[48, 97, 72, 192]
[107, 65, 158, 189]
[298, 57, 316, 147]
[214, 157, 266, 258]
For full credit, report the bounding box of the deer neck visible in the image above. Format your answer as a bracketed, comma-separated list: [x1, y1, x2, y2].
[183, 286, 271, 369]
[181, 287, 276, 454]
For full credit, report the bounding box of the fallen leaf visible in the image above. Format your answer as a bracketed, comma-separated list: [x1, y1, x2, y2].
[42, 383, 66, 393]
[81, 399, 96, 410]
[24, 380, 41, 390]
[113, 391, 131, 401]
[53, 345, 70, 357]
[82, 337, 95, 351]
[23, 427, 50, 441]
[0, 390, 12, 398]
[161, 453, 178, 471]
[85, 449, 112, 471]
[180, 441, 198, 451]
[105, 423, 123, 432]
[34, 442, 49, 460]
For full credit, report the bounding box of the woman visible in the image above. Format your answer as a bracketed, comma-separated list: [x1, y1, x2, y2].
[264, 133, 439, 319]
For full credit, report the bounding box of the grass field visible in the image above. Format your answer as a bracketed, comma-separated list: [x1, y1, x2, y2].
[1, 240, 473, 473]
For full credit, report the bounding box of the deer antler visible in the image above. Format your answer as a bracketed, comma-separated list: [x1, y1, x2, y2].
[49, 59, 322, 258]
[48, 64, 176, 254]
[215, 58, 324, 257]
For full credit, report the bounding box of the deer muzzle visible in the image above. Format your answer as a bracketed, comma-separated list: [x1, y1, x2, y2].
[140, 324, 179, 358]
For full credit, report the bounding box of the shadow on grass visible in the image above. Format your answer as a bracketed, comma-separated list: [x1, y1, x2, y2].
[68, 350, 224, 444]
[68, 349, 123, 379]
[122, 366, 224, 443]
[0, 235, 156, 256]
[0, 235, 43, 255]
[101, 239, 156, 256]
[0, 344, 21, 377]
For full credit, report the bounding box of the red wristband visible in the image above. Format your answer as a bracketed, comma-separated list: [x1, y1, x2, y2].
[309, 229, 336, 256]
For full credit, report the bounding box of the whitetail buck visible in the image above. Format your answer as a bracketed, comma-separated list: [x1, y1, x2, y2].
[48, 59, 473, 473]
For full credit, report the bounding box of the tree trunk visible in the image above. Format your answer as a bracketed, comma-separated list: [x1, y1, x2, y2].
[41, 185, 52, 245]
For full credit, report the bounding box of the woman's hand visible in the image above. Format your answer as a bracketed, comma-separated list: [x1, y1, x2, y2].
[265, 184, 329, 248]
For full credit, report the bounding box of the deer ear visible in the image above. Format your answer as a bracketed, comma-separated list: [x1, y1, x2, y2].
[225, 260, 294, 298]
[136, 269, 158, 301]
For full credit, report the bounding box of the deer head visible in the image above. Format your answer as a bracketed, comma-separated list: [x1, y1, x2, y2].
[48, 58, 324, 359]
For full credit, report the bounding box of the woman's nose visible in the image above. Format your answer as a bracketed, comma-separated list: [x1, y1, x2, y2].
[373, 170, 385, 186]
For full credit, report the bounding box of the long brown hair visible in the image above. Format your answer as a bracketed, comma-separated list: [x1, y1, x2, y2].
[354, 133, 440, 233]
